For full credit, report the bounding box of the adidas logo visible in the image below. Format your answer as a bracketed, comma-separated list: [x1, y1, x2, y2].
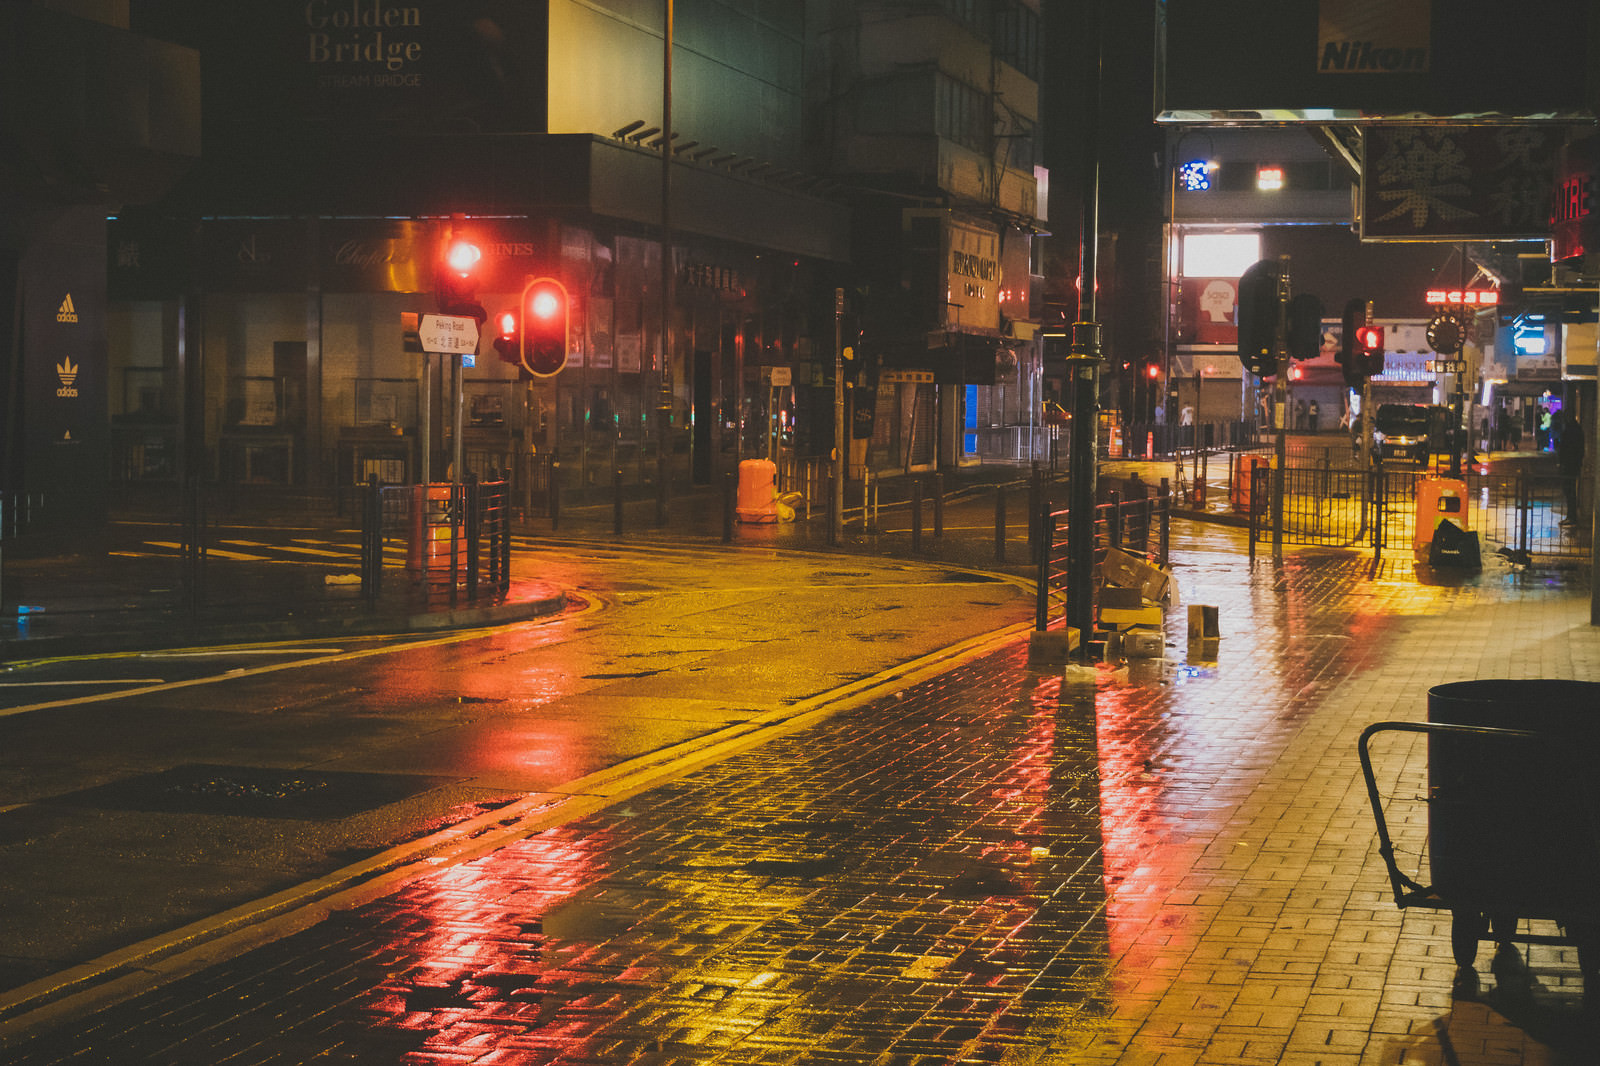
[56, 294, 79, 323]
[56, 356, 79, 398]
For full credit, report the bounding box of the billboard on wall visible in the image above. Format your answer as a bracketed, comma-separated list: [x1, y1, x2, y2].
[1178, 278, 1239, 344]
[131, 1, 551, 140]
[1160, 0, 1597, 123]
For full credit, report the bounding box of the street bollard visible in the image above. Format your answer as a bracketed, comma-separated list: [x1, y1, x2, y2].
[911, 478, 923, 553]
[1028, 462, 1042, 557]
[933, 472, 944, 539]
[723, 471, 735, 543]
[1157, 477, 1171, 567]
[614, 469, 624, 536]
[827, 472, 838, 547]
[995, 484, 1007, 564]
[549, 456, 561, 531]
[465, 474, 481, 604]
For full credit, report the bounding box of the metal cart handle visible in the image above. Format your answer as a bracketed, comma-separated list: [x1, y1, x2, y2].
[1357, 720, 1543, 910]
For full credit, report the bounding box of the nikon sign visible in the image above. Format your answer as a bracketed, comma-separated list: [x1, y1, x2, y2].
[1161, 0, 1596, 124]
[1317, 0, 1430, 74]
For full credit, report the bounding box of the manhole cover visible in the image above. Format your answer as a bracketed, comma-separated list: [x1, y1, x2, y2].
[48, 764, 455, 820]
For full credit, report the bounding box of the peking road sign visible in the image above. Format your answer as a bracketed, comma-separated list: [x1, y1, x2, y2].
[418, 314, 480, 356]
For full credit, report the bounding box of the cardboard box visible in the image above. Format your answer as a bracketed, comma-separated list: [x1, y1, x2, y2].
[1099, 603, 1165, 631]
[1100, 585, 1145, 611]
[1101, 548, 1175, 606]
[1121, 629, 1165, 658]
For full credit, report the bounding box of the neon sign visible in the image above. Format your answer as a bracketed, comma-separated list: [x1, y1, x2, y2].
[1424, 289, 1498, 306]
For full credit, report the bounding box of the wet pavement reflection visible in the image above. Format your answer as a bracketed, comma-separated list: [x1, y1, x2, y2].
[6, 524, 1598, 1064]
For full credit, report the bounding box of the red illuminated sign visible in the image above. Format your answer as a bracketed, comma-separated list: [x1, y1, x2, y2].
[1424, 289, 1498, 306]
[1551, 134, 1598, 262]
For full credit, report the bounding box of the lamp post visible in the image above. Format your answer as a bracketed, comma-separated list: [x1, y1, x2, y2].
[656, 0, 674, 524]
[1064, 0, 1103, 658]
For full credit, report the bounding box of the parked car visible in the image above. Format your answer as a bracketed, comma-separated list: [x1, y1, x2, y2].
[1373, 403, 1446, 465]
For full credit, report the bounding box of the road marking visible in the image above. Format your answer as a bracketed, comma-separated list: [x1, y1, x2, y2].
[221, 540, 352, 558]
[141, 541, 280, 562]
[137, 648, 347, 658]
[0, 679, 166, 688]
[0, 597, 593, 720]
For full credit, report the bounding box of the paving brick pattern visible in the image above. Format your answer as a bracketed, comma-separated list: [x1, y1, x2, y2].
[6, 545, 1598, 1065]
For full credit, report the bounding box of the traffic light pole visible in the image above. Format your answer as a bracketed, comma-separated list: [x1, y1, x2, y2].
[1065, 321, 1102, 653]
[831, 287, 844, 545]
[452, 353, 465, 488]
[421, 353, 432, 485]
[1271, 255, 1290, 564]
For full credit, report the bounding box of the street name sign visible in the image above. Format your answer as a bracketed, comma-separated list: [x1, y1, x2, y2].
[418, 314, 480, 355]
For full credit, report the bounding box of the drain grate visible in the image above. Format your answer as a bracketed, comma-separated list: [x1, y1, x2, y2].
[46, 764, 456, 820]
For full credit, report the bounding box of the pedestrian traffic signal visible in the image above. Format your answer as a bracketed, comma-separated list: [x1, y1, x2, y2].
[436, 236, 487, 323]
[491, 309, 520, 365]
[520, 277, 569, 378]
[1236, 259, 1281, 378]
[1357, 324, 1385, 376]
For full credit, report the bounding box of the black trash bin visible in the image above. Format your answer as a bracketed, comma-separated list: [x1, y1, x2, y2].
[1426, 679, 1600, 991]
[1428, 679, 1600, 916]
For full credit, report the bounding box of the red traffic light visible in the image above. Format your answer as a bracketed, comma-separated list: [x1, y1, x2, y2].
[491, 309, 520, 365]
[445, 238, 481, 276]
[520, 277, 569, 378]
[1145, 363, 1160, 380]
[436, 236, 486, 322]
[1356, 326, 1384, 352]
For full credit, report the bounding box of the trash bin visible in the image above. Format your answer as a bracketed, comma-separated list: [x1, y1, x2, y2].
[407, 483, 466, 574]
[1427, 679, 1600, 920]
[736, 459, 779, 523]
[1230, 455, 1269, 514]
[1413, 476, 1466, 553]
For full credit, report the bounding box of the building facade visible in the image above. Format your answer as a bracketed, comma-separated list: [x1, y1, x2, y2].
[805, 0, 1047, 475]
[105, 0, 851, 508]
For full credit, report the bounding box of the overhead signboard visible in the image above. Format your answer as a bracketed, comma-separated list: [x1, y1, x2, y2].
[1360, 126, 1571, 241]
[1160, 0, 1597, 124]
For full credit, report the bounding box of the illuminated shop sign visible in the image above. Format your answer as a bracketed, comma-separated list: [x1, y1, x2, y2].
[1424, 289, 1498, 306]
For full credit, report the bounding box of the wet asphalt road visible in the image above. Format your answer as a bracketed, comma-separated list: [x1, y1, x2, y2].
[3, 517, 1597, 1063]
[0, 541, 1033, 1001]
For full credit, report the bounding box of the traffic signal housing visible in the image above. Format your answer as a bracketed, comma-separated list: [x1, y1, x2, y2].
[1337, 297, 1367, 388]
[520, 277, 569, 378]
[1356, 324, 1385, 377]
[1286, 293, 1324, 361]
[1236, 259, 1281, 377]
[491, 308, 520, 365]
[436, 237, 487, 323]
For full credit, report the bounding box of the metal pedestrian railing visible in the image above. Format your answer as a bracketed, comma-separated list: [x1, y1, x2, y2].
[360, 473, 514, 607]
[1245, 462, 1589, 563]
[1035, 482, 1172, 636]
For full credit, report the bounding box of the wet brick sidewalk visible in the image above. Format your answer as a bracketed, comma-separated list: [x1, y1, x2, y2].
[4, 542, 1598, 1065]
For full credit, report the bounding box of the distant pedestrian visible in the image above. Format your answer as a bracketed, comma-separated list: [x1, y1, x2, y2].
[1295, 399, 1308, 431]
[1308, 400, 1320, 432]
[1123, 471, 1151, 551]
[1181, 403, 1194, 448]
[1558, 413, 1584, 526]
